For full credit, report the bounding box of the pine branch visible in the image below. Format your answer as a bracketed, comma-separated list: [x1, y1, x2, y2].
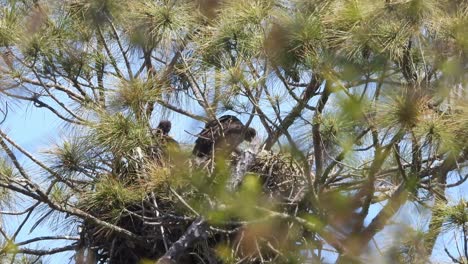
[9, 245, 77, 256]
[264, 74, 322, 150]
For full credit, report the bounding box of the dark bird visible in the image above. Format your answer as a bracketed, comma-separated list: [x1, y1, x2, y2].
[192, 115, 256, 158]
[154, 120, 172, 136]
[151, 120, 180, 158]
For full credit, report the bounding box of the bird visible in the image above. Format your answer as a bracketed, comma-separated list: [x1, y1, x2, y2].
[151, 120, 180, 159]
[192, 115, 256, 158]
[154, 120, 172, 136]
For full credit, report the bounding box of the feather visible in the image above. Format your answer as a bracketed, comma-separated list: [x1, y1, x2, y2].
[192, 115, 256, 157]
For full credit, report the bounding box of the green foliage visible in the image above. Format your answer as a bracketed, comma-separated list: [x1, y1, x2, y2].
[0, 157, 15, 181]
[433, 200, 468, 232]
[196, 0, 273, 66]
[385, 226, 429, 264]
[320, 114, 347, 146]
[110, 77, 162, 115]
[337, 93, 370, 122]
[80, 176, 144, 222]
[90, 112, 152, 155]
[377, 92, 429, 129]
[446, 201, 468, 229]
[50, 184, 66, 204]
[0, 158, 14, 203]
[266, 11, 323, 75]
[68, 0, 129, 27]
[127, 0, 196, 49]
[324, 1, 382, 60]
[395, 0, 442, 25]
[205, 175, 266, 224]
[447, 9, 468, 53]
[414, 116, 460, 155]
[0, 6, 19, 46]
[45, 137, 96, 178]
[319, 106, 365, 154]
[1, 240, 18, 254]
[372, 19, 412, 61]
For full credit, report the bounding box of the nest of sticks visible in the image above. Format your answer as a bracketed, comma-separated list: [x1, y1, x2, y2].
[249, 150, 308, 202]
[77, 149, 308, 263]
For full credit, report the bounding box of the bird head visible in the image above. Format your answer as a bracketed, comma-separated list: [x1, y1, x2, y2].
[155, 120, 172, 135]
[244, 127, 256, 142]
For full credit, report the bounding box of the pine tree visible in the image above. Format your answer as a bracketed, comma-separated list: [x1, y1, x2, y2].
[0, 0, 467, 263]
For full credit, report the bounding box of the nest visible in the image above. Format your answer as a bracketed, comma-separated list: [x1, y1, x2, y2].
[78, 196, 192, 263]
[77, 149, 309, 263]
[249, 150, 308, 202]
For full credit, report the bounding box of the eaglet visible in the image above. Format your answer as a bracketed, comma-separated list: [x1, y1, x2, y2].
[192, 115, 256, 158]
[151, 120, 180, 159]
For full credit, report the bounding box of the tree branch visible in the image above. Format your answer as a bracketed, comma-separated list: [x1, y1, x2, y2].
[156, 218, 208, 264]
[264, 75, 322, 150]
[9, 245, 77, 256]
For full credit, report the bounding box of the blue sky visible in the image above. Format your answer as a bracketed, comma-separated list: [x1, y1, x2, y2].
[3, 103, 73, 263]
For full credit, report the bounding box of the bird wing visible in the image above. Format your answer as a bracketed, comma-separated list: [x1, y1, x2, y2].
[220, 120, 246, 149]
[197, 115, 241, 141]
[192, 115, 244, 157]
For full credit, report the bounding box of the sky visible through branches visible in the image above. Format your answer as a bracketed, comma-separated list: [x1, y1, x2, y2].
[5, 85, 467, 264]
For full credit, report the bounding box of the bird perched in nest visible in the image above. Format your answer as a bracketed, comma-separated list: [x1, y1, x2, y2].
[192, 115, 256, 158]
[154, 120, 172, 136]
[151, 120, 180, 157]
